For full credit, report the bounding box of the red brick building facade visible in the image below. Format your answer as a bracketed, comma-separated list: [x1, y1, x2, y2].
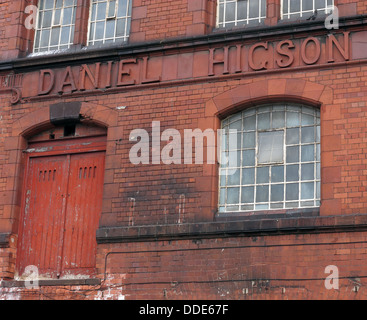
[0, 0, 367, 300]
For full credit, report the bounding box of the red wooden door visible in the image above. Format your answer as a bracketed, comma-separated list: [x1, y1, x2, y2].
[17, 147, 105, 278]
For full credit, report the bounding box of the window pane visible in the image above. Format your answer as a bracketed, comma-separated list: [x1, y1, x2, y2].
[241, 186, 254, 203]
[105, 19, 116, 38]
[40, 29, 50, 47]
[43, 11, 52, 28]
[301, 127, 315, 143]
[50, 27, 61, 46]
[302, 163, 314, 180]
[242, 150, 255, 166]
[272, 112, 285, 129]
[242, 168, 255, 185]
[257, 167, 269, 184]
[290, 0, 300, 13]
[286, 165, 299, 182]
[227, 187, 240, 204]
[286, 146, 299, 163]
[97, 2, 107, 20]
[301, 182, 314, 200]
[237, 0, 247, 20]
[60, 26, 70, 44]
[258, 113, 270, 130]
[271, 166, 284, 183]
[286, 112, 299, 127]
[243, 132, 255, 148]
[301, 145, 314, 162]
[286, 183, 299, 200]
[116, 18, 126, 37]
[225, 2, 236, 22]
[271, 184, 284, 202]
[249, 0, 259, 18]
[243, 115, 256, 131]
[258, 131, 284, 164]
[286, 128, 299, 145]
[256, 185, 269, 203]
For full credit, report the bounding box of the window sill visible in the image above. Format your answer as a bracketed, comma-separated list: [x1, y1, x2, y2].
[96, 212, 367, 244]
[0, 278, 100, 288]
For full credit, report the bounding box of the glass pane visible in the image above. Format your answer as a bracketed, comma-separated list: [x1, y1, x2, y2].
[256, 167, 269, 184]
[43, 11, 52, 28]
[40, 29, 50, 47]
[301, 163, 314, 180]
[237, 0, 248, 20]
[302, 113, 314, 126]
[50, 27, 60, 46]
[315, 0, 326, 9]
[316, 163, 320, 179]
[91, 3, 97, 20]
[301, 127, 315, 143]
[64, 0, 75, 7]
[271, 184, 284, 202]
[255, 204, 269, 210]
[228, 171, 240, 185]
[219, 188, 225, 205]
[272, 112, 285, 129]
[244, 115, 256, 131]
[256, 185, 269, 203]
[286, 165, 299, 182]
[286, 112, 299, 127]
[290, 0, 300, 12]
[242, 149, 255, 166]
[243, 132, 255, 148]
[286, 146, 299, 163]
[54, 9, 62, 25]
[241, 186, 254, 203]
[271, 166, 284, 183]
[229, 119, 242, 131]
[258, 113, 270, 130]
[303, 0, 313, 11]
[225, 2, 236, 22]
[95, 21, 105, 39]
[301, 182, 314, 199]
[55, 0, 63, 8]
[301, 145, 314, 162]
[286, 128, 299, 145]
[286, 183, 299, 201]
[44, 0, 54, 10]
[108, 0, 116, 17]
[105, 19, 115, 38]
[63, 7, 73, 25]
[60, 26, 70, 44]
[258, 131, 284, 164]
[227, 187, 240, 204]
[249, 0, 259, 18]
[242, 168, 255, 185]
[116, 18, 126, 37]
[97, 1, 107, 20]
[218, 4, 224, 23]
[118, 0, 128, 16]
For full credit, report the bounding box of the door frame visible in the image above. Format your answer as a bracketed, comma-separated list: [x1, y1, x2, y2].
[16, 135, 107, 278]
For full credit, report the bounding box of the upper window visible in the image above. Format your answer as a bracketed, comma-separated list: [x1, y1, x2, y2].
[217, 0, 266, 28]
[281, 0, 334, 20]
[88, 0, 132, 46]
[34, 0, 77, 53]
[33, 0, 132, 53]
[219, 104, 320, 213]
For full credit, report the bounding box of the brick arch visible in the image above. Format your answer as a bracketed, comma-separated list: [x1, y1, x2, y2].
[205, 79, 333, 118]
[12, 102, 117, 138]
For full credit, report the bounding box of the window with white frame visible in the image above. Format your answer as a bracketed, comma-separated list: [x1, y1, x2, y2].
[219, 104, 320, 213]
[217, 0, 266, 28]
[282, 0, 334, 20]
[33, 0, 132, 53]
[34, 0, 77, 52]
[88, 0, 132, 46]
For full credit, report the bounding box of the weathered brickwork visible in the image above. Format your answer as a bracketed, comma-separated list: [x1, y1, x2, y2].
[0, 0, 366, 300]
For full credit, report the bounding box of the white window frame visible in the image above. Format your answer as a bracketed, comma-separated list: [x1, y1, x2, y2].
[281, 0, 334, 20]
[87, 0, 132, 46]
[218, 104, 321, 213]
[33, 0, 77, 53]
[216, 0, 267, 28]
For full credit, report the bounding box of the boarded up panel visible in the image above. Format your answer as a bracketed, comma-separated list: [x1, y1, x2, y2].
[17, 150, 105, 278]
[61, 152, 105, 277]
[17, 155, 68, 278]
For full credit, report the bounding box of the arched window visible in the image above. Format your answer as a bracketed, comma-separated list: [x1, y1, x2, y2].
[218, 104, 320, 213]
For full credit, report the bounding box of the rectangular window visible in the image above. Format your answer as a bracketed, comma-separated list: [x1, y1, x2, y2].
[34, 0, 77, 53]
[281, 0, 334, 20]
[217, 0, 266, 28]
[88, 0, 132, 46]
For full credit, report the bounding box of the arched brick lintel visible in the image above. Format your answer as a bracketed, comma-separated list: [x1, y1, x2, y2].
[205, 79, 333, 118]
[11, 102, 118, 138]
